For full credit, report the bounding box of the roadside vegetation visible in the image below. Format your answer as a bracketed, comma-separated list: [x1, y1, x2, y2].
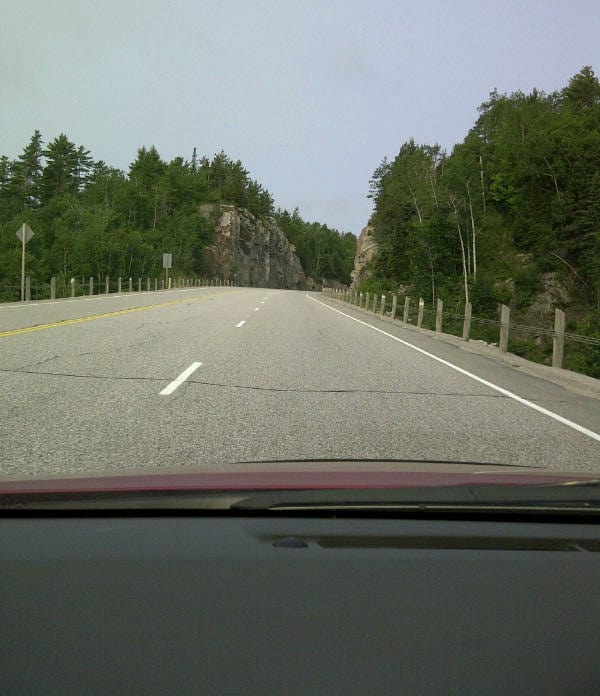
[0, 142, 355, 296]
[362, 67, 600, 377]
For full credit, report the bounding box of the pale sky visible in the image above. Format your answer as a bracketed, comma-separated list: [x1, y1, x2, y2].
[2, 0, 599, 234]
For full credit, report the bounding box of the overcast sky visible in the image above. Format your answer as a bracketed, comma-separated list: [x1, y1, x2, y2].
[2, 1, 599, 234]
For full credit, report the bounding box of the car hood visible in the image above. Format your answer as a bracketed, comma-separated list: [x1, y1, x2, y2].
[0, 460, 596, 495]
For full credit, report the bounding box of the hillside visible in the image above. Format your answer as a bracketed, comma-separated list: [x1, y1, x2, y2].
[0, 141, 355, 298]
[356, 67, 600, 377]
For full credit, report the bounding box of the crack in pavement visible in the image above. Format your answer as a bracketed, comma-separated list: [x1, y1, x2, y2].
[18, 354, 61, 370]
[0, 366, 512, 398]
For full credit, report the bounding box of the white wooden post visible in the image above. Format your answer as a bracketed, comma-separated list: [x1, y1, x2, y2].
[462, 302, 472, 341]
[499, 304, 510, 352]
[417, 298, 424, 328]
[436, 299, 443, 333]
[552, 308, 565, 369]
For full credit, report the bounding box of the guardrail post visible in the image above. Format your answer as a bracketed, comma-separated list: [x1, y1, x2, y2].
[359, 292, 363, 308]
[155, 278, 158, 291]
[391, 294, 397, 321]
[70, 278, 75, 298]
[499, 304, 510, 352]
[105, 276, 109, 294]
[436, 299, 443, 333]
[128, 277, 132, 292]
[372, 294, 378, 313]
[89, 276, 94, 295]
[552, 308, 565, 369]
[147, 278, 150, 291]
[462, 302, 472, 341]
[417, 298, 424, 328]
[161, 279, 164, 290]
[50, 276, 56, 300]
[403, 297, 410, 323]
[365, 292, 370, 310]
[380, 294, 386, 315]
[138, 278, 142, 292]
[26, 276, 31, 301]
[118, 277, 122, 293]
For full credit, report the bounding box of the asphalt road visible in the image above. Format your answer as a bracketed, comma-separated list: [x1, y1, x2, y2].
[0, 287, 599, 479]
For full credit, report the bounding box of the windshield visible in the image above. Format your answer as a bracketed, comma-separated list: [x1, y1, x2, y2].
[1, 2, 599, 494]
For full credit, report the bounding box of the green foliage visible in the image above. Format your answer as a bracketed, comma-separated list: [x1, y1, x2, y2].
[365, 66, 600, 375]
[564, 313, 600, 378]
[512, 267, 542, 309]
[0, 137, 323, 288]
[274, 208, 355, 284]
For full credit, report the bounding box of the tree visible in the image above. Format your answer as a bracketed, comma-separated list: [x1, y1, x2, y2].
[14, 130, 44, 208]
[41, 134, 80, 202]
[561, 66, 600, 110]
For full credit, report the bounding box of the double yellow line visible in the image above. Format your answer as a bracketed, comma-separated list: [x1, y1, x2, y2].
[0, 290, 240, 339]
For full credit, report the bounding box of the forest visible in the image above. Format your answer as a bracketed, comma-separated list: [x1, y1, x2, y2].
[363, 67, 600, 376]
[0, 138, 355, 296]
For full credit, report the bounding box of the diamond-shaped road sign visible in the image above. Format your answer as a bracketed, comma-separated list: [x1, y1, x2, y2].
[16, 224, 34, 243]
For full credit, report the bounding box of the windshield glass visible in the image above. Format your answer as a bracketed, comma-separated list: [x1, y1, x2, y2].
[1, 2, 599, 491]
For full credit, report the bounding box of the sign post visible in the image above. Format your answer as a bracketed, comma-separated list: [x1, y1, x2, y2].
[162, 253, 172, 289]
[16, 224, 34, 301]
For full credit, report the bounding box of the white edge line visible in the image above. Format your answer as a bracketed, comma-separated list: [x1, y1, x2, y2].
[307, 295, 600, 443]
[236, 320, 246, 327]
[159, 361, 202, 395]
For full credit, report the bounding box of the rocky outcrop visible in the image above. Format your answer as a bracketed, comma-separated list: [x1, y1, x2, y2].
[201, 205, 312, 290]
[350, 224, 378, 288]
[528, 272, 571, 317]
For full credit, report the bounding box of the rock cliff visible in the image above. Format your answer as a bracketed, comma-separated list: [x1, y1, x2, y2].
[201, 205, 312, 290]
[350, 224, 378, 289]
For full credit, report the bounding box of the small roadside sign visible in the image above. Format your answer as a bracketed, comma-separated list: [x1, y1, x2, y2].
[16, 224, 34, 244]
[162, 253, 172, 269]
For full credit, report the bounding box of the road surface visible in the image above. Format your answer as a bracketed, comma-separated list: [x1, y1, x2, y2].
[0, 287, 598, 479]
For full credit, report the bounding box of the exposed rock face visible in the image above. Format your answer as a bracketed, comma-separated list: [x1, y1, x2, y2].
[350, 224, 378, 289]
[528, 272, 571, 316]
[201, 205, 312, 290]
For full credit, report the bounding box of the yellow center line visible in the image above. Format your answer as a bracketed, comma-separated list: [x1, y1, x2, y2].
[0, 290, 241, 338]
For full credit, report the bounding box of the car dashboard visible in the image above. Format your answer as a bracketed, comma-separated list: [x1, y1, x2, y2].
[2, 510, 600, 695]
